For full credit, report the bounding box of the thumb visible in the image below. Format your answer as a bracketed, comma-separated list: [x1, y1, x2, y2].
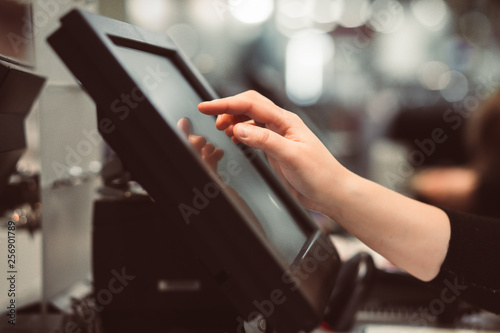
[233, 123, 290, 161]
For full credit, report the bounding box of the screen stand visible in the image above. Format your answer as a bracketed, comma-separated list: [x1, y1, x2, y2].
[92, 190, 247, 333]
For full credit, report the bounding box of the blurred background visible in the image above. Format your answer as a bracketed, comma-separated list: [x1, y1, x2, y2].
[102, 0, 500, 215]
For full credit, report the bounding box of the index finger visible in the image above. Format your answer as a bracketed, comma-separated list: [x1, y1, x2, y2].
[198, 91, 287, 133]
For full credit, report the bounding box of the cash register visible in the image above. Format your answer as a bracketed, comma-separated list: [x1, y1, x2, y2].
[48, 10, 376, 333]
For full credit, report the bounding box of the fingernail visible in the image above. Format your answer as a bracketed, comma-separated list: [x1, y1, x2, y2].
[236, 124, 249, 139]
[198, 101, 213, 108]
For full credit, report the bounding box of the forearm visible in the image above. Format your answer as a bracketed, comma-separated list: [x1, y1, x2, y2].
[198, 93, 452, 282]
[321, 172, 451, 281]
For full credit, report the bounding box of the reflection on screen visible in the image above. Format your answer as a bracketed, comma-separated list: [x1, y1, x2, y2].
[113, 45, 307, 263]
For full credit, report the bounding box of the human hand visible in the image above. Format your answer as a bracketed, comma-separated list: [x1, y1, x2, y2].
[198, 92, 455, 283]
[177, 118, 224, 172]
[178, 117, 267, 237]
[198, 91, 352, 214]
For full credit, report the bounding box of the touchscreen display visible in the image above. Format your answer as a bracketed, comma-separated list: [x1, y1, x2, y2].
[112, 44, 307, 263]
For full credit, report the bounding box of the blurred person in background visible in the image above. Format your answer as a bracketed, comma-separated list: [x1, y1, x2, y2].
[411, 89, 500, 218]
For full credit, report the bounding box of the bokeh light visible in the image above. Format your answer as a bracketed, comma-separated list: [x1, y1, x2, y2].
[125, 0, 171, 31]
[338, 0, 371, 28]
[368, 0, 405, 34]
[418, 61, 450, 90]
[276, 0, 343, 35]
[276, 0, 308, 31]
[439, 70, 469, 102]
[312, 0, 344, 24]
[411, 0, 449, 30]
[230, 0, 274, 24]
[375, 18, 428, 81]
[286, 30, 334, 105]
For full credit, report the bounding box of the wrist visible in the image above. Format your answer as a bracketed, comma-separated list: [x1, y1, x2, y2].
[317, 167, 363, 221]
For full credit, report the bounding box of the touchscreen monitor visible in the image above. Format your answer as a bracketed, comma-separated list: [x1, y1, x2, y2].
[48, 10, 340, 333]
[112, 43, 306, 264]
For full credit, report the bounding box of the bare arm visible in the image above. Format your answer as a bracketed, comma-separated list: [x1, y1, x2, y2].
[199, 90, 450, 282]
